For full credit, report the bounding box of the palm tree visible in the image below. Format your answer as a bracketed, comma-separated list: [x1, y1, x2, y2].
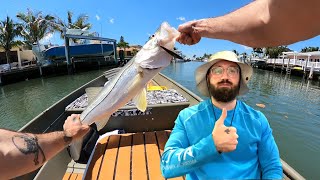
[265, 46, 291, 58]
[117, 36, 129, 60]
[117, 36, 129, 50]
[0, 16, 23, 69]
[16, 9, 56, 48]
[301, 46, 319, 52]
[54, 11, 92, 43]
[202, 53, 211, 60]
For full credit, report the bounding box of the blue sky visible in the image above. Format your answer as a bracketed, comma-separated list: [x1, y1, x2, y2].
[1, 0, 320, 58]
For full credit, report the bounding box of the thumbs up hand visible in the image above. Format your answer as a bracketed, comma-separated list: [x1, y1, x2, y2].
[212, 108, 238, 153]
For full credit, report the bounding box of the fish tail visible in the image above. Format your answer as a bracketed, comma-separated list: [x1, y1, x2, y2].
[69, 139, 83, 161]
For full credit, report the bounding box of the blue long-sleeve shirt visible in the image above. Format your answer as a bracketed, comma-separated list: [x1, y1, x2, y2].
[161, 99, 282, 179]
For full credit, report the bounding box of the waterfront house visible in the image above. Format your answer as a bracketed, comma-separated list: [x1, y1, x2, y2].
[265, 51, 320, 79]
[267, 51, 320, 70]
[0, 47, 36, 72]
[116, 45, 142, 59]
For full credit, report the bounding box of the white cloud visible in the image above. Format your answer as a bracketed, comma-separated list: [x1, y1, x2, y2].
[176, 16, 186, 22]
[40, 33, 53, 44]
[109, 18, 114, 24]
[95, 15, 100, 21]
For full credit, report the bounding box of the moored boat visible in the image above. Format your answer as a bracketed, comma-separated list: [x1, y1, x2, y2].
[44, 43, 114, 61]
[16, 68, 305, 180]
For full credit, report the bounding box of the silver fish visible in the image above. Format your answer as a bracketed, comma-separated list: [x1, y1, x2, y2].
[69, 22, 179, 160]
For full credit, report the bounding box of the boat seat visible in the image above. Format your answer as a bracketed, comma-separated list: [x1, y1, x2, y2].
[83, 130, 184, 180]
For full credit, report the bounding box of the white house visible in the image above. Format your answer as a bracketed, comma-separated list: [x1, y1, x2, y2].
[0, 47, 36, 71]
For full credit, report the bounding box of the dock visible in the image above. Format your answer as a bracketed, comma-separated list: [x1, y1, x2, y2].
[0, 60, 118, 86]
[249, 51, 320, 80]
[0, 65, 40, 85]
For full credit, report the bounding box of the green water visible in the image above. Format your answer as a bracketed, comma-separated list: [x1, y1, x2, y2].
[0, 62, 319, 179]
[0, 68, 109, 130]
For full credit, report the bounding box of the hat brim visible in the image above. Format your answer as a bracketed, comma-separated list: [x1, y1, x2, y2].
[195, 55, 253, 97]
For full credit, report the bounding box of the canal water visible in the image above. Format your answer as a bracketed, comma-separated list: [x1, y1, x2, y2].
[0, 62, 319, 179]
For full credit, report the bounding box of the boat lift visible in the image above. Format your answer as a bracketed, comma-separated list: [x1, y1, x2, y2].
[63, 28, 117, 74]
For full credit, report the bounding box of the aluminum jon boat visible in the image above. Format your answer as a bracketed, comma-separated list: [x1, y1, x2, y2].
[16, 68, 305, 180]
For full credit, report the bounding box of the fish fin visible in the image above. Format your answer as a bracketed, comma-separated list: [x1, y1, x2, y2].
[138, 66, 143, 73]
[160, 45, 183, 59]
[132, 88, 147, 112]
[137, 66, 144, 78]
[95, 116, 110, 131]
[85, 87, 103, 105]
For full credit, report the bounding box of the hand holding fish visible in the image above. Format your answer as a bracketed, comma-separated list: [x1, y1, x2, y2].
[69, 22, 180, 161]
[176, 19, 203, 45]
[63, 114, 90, 143]
[212, 108, 238, 153]
[80, 22, 180, 129]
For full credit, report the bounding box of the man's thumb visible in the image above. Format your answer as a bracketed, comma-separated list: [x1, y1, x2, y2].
[215, 108, 227, 126]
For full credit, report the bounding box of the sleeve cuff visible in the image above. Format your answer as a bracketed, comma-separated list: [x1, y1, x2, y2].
[194, 134, 221, 162]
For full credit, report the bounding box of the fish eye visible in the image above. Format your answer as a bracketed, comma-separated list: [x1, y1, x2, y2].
[149, 34, 155, 40]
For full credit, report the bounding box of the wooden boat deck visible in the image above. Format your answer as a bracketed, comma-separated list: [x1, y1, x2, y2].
[62, 130, 296, 180]
[62, 172, 83, 180]
[63, 130, 184, 180]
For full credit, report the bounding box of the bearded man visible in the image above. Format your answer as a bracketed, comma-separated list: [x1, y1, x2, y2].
[161, 51, 282, 179]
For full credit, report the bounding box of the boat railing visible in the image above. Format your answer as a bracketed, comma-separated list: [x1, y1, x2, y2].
[295, 60, 303, 66]
[281, 159, 305, 180]
[266, 58, 320, 70]
[306, 61, 320, 69]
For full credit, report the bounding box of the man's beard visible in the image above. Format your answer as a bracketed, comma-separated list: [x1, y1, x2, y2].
[208, 79, 240, 102]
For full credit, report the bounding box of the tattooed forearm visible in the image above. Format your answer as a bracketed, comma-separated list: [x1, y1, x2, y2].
[12, 134, 46, 165]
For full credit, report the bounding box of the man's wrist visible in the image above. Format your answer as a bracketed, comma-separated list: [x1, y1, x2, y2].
[195, 19, 209, 36]
[211, 134, 222, 154]
[63, 131, 73, 145]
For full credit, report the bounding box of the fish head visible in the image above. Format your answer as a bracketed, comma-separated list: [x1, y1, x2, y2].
[135, 22, 180, 69]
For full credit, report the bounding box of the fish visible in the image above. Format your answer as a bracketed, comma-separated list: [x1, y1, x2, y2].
[69, 22, 180, 161]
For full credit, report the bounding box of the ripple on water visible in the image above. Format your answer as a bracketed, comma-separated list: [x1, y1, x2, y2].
[0, 68, 107, 130]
